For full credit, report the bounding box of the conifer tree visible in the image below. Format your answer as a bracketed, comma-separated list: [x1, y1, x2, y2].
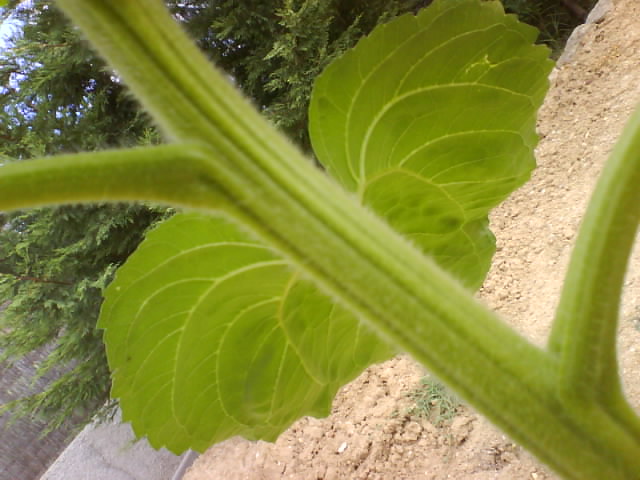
[0, 2, 165, 429]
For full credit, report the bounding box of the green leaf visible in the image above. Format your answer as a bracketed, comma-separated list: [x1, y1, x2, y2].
[100, 0, 552, 453]
[100, 213, 392, 452]
[309, 0, 553, 287]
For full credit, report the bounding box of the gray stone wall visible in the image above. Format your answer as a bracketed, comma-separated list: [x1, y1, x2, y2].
[0, 344, 78, 480]
[40, 412, 185, 480]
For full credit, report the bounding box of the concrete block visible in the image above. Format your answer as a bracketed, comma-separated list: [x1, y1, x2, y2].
[40, 413, 184, 480]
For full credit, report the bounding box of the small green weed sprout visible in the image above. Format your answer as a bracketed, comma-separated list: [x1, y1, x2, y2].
[408, 376, 461, 427]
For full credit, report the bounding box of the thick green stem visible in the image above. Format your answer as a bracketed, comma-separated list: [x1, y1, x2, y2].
[0, 0, 635, 477]
[549, 105, 640, 433]
[0, 145, 224, 211]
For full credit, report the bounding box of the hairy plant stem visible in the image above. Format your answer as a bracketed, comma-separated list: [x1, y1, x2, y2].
[0, 145, 224, 212]
[549, 106, 640, 433]
[0, 0, 637, 477]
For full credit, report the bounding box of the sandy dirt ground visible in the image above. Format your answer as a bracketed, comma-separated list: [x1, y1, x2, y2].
[184, 1, 640, 478]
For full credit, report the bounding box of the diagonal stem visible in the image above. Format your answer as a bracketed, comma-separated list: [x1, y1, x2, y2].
[549, 105, 640, 431]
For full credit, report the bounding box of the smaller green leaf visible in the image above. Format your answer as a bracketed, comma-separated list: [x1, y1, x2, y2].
[101, 213, 392, 452]
[309, 0, 553, 288]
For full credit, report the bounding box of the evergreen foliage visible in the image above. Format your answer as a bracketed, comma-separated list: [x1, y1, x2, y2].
[0, 0, 598, 431]
[0, 2, 162, 429]
[204, 0, 428, 150]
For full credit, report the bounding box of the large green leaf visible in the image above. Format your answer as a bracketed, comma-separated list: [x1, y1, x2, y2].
[309, 0, 552, 287]
[100, 213, 392, 452]
[100, 0, 552, 452]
